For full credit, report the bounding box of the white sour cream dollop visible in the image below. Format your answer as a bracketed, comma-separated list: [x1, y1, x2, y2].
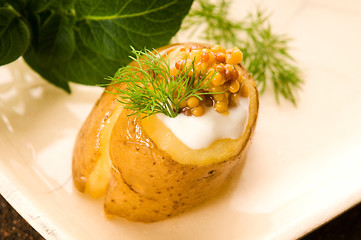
[157, 97, 249, 149]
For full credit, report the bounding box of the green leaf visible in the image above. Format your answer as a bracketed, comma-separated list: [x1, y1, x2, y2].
[5, 0, 27, 12]
[75, 0, 193, 61]
[23, 33, 121, 92]
[0, 8, 30, 65]
[34, 12, 75, 67]
[46, 0, 77, 11]
[29, 0, 77, 13]
[23, 45, 71, 92]
[26, 11, 41, 48]
[61, 0, 77, 10]
[23, 0, 193, 92]
[28, 0, 55, 13]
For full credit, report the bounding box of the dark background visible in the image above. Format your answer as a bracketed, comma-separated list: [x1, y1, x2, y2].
[1, 194, 361, 240]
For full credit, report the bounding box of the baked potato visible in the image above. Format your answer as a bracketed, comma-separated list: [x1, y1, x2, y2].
[72, 43, 259, 222]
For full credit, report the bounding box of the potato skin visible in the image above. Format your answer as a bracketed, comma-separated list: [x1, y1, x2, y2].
[105, 108, 251, 222]
[72, 86, 119, 192]
[73, 43, 259, 222]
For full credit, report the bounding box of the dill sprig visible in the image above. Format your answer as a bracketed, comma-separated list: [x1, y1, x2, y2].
[108, 47, 214, 118]
[180, 0, 303, 104]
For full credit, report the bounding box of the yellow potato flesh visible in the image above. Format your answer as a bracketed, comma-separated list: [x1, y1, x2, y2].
[141, 115, 244, 166]
[84, 106, 123, 198]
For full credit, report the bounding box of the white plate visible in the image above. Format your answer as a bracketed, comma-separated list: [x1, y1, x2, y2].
[1, 0, 361, 239]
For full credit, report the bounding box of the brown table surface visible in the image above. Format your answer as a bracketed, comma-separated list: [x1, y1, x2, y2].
[1, 194, 361, 240]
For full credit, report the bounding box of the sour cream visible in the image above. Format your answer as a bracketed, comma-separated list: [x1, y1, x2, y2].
[157, 97, 249, 149]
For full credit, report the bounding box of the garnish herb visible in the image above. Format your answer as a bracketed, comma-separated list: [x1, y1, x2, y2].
[0, 0, 193, 92]
[1, 0, 303, 105]
[108, 47, 215, 118]
[179, 0, 303, 104]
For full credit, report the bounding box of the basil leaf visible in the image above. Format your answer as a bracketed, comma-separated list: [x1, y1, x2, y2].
[75, 0, 193, 61]
[34, 12, 75, 67]
[0, 8, 30, 65]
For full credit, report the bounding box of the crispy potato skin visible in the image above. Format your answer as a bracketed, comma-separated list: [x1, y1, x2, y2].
[72, 43, 259, 222]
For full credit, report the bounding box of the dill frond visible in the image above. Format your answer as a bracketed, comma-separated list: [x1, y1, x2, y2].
[107, 47, 214, 118]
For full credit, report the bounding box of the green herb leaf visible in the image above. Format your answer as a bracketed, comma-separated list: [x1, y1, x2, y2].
[0, 8, 30, 65]
[17, 0, 193, 92]
[28, 0, 55, 13]
[42, 0, 77, 11]
[5, 0, 27, 12]
[75, 0, 193, 61]
[23, 33, 120, 92]
[60, 0, 76, 10]
[108, 47, 213, 118]
[34, 12, 75, 67]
